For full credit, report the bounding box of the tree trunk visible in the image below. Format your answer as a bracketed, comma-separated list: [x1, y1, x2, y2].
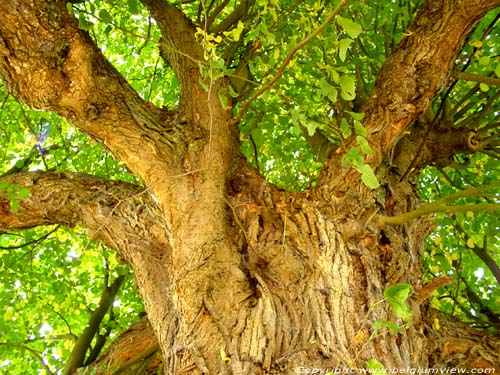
[1, 0, 499, 374]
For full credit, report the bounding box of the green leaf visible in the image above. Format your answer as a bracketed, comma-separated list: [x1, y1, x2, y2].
[383, 321, 403, 333]
[304, 120, 320, 137]
[384, 284, 413, 321]
[319, 76, 338, 102]
[329, 68, 340, 84]
[356, 135, 373, 154]
[10, 200, 20, 213]
[291, 108, 300, 124]
[339, 38, 353, 62]
[78, 14, 94, 30]
[0, 180, 8, 192]
[365, 359, 386, 374]
[340, 118, 351, 138]
[218, 91, 228, 109]
[495, 63, 500, 78]
[319, 77, 332, 96]
[354, 121, 367, 137]
[342, 147, 362, 168]
[373, 320, 403, 333]
[127, 0, 139, 14]
[291, 123, 302, 136]
[339, 75, 356, 101]
[478, 56, 490, 67]
[16, 187, 31, 200]
[337, 16, 363, 39]
[99, 9, 113, 23]
[327, 88, 337, 103]
[384, 283, 413, 302]
[225, 21, 245, 41]
[348, 111, 365, 121]
[358, 164, 380, 189]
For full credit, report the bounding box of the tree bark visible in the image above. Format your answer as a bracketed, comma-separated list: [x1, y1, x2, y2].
[1, 0, 499, 374]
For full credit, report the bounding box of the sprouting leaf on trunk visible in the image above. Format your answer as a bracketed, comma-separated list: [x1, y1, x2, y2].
[384, 284, 413, 322]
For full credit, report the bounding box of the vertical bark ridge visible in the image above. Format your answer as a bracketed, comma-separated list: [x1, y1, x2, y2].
[223, 198, 357, 370]
[216, 184, 430, 373]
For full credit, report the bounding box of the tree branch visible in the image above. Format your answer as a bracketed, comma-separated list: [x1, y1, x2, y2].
[453, 71, 500, 86]
[0, 342, 54, 374]
[425, 309, 500, 370]
[300, 125, 336, 162]
[452, 223, 500, 285]
[140, 0, 205, 104]
[0, 171, 169, 263]
[378, 202, 500, 225]
[206, 0, 231, 29]
[211, 0, 256, 34]
[318, 0, 500, 190]
[63, 275, 125, 375]
[354, 0, 499, 164]
[376, 182, 500, 225]
[81, 316, 161, 374]
[0, 0, 186, 190]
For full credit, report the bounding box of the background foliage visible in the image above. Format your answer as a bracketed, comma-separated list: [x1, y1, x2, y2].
[1, 0, 499, 373]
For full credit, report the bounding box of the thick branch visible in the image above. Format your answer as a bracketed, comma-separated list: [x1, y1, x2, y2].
[301, 126, 336, 162]
[0, 171, 169, 263]
[0, 0, 186, 188]
[211, 0, 256, 34]
[340, 0, 500, 170]
[140, 0, 205, 104]
[353, 0, 498, 164]
[82, 316, 161, 375]
[319, 0, 499, 190]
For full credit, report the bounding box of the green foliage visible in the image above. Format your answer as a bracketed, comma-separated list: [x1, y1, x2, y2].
[413, 8, 500, 327]
[71, 0, 180, 107]
[344, 283, 413, 369]
[0, 226, 143, 374]
[1, 73, 142, 375]
[0, 181, 30, 213]
[365, 358, 387, 374]
[1, 2, 163, 371]
[383, 283, 413, 322]
[418, 157, 500, 329]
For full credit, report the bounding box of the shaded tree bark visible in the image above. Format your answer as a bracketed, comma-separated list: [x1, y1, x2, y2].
[1, 0, 499, 374]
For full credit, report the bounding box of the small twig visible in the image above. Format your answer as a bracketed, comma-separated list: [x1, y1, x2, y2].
[453, 71, 500, 86]
[379, 203, 500, 225]
[378, 183, 500, 225]
[0, 342, 54, 374]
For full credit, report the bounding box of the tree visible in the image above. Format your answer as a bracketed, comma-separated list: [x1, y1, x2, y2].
[1, 0, 499, 373]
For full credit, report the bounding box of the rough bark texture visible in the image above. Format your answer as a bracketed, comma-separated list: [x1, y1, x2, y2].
[1, 0, 499, 374]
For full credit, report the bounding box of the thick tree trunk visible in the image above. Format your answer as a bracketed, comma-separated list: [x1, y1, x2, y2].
[1, 0, 499, 374]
